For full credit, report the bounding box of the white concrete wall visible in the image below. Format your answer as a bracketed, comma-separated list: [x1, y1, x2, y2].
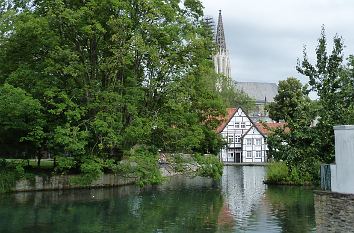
[331, 125, 354, 194]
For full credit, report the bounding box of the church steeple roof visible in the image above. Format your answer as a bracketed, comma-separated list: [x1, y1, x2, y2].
[216, 10, 226, 52]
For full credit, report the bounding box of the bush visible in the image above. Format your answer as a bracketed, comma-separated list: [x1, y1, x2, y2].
[54, 156, 76, 174]
[266, 161, 289, 183]
[114, 147, 163, 187]
[70, 156, 104, 186]
[0, 159, 26, 193]
[193, 153, 223, 180]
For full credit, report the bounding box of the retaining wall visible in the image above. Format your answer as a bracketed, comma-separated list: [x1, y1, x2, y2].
[12, 174, 137, 192]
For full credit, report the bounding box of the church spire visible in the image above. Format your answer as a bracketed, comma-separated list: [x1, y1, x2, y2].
[216, 10, 226, 52]
[213, 10, 231, 81]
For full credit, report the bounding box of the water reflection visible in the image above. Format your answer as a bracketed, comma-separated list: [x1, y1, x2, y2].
[0, 176, 223, 233]
[0, 167, 316, 233]
[220, 166, 316, 233]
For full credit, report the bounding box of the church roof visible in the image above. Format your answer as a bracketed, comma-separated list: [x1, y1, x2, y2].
[235, 82, 278, 103]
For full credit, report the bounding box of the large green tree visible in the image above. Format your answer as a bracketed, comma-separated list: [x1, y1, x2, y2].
[0, 0, 225, 162]
[267, 28, 354, 184]
[297, 27, 354, 163]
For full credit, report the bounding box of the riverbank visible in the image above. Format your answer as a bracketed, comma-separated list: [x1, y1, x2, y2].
[4, 156, 217, 193]
[6, 164, 180, 193]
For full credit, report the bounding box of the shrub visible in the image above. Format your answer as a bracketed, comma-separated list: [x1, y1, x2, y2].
[193, 153, 223, 180]
[70, 156, 104, 186]
[115, 147, 163, 187]
[0, 159, 26, 193]
[54, 156, 76, 174]
[266, 161, 289, 183]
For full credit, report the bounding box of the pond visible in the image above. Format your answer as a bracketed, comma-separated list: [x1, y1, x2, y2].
[0, 166, 316, 233]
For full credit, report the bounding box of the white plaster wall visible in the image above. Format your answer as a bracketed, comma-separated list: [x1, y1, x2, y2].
[332, 125, 354, 194]
[330, 164, 337, 192]
[242, 127, 266, 163]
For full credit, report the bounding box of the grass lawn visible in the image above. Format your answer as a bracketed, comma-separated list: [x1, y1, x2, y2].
[5, 159, 54, 169]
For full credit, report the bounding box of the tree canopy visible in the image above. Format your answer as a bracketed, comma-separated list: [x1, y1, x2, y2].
[0, 0, 229, 161]
[267, 27, 354, 184]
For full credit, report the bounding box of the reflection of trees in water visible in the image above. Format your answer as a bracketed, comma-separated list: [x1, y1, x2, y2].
[265, 186, 316, 233]
[0, 177, 224, 233]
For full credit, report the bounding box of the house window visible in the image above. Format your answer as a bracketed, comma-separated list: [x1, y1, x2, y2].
[234, 122, 240, 128]
[228, 135, 234, 143]
[241, 122, 246, 128]
[256, 151, 262, 158]
[235, 135, 241, 143]
[246, 151, 252, 158]
[256, 138, 262, 145]
[246, 138, 252, 145]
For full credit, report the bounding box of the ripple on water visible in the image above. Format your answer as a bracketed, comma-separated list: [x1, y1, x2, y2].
[0, 167, 316, 233]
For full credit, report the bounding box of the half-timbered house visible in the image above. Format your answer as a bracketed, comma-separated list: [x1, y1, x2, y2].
[217, 108, 269, 163]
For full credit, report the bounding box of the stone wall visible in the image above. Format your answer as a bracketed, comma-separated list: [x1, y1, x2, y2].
[314, 190, 354, 232]
[12, 174, 137, 192]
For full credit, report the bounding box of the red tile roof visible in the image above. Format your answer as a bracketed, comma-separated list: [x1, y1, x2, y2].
[216, 108, 237, 133]
[255, 122, 288, 136]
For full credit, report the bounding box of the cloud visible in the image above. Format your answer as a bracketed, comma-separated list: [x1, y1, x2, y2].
[201, 0, 354, 84]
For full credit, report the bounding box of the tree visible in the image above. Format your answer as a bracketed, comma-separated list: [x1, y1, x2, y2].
[0, 0, 226, 163]
[0, 84, 44, 159]
[216, 75, 256, 112]
[266, 78, 319, 183]
[267, 27, 354, 184]
[297, 27, 354, 163]
[267, 77, 312, 123]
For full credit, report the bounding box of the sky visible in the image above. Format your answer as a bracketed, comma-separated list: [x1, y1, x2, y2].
[201, 0, 354, 85]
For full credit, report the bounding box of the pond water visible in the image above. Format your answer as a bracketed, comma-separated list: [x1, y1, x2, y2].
[0, 166, 316, 233]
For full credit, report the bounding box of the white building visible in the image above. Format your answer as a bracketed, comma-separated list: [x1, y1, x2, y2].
[217, 108, 267, 163]
[217, 108, 276, 164]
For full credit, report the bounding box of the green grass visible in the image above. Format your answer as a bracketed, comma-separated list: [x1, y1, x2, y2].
[5, 159, 54, 169]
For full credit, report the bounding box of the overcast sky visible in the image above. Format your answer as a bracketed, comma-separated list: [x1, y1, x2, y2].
[201, 0, 354, 85]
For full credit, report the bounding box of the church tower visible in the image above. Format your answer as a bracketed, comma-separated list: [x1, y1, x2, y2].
[214, 10, 231, 79]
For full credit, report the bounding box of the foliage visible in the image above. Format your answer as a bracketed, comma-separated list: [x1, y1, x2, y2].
[296, 27, 354, 163]
[266, 161, 319, 185]
[70, 156, 105, 186]
[120, 147, 163, 187]
[267, 77, 312, 123]
[267, 27, 354, 185]
[168, 154, 189, 173]
[0, 84, 44, 157]
[54, 156, 76, 174]
[0, 0, 227, 178]
[218, 76, 256, 112]
[193, 153, 223, 180]
[266, 162, 289, 184]
[0, 159, 25, 193]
